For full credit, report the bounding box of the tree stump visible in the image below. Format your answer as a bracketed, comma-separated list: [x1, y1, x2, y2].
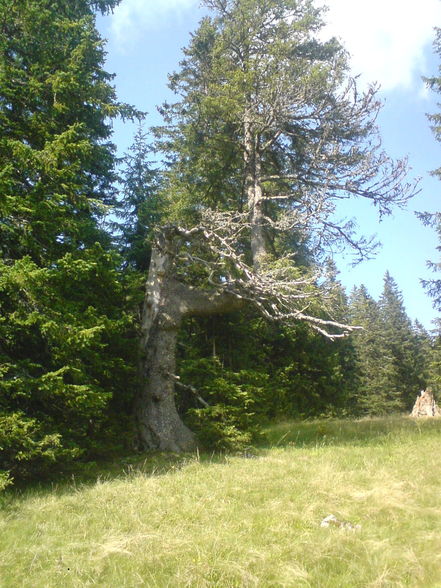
[410, 388, 441, 417]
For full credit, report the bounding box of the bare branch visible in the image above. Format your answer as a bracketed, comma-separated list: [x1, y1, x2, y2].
[154, 210, 359, 339]
[168, 373, 210, 408]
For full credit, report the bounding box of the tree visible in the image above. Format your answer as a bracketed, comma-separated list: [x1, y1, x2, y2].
[0, 0, 137, 263]
[0, 0, 139, 481]
[348, 284, 387, 413]
[378, 272, 426, 409]
[428, 323, 441, 392]
[136, 0, 416, 451]
[349, 275, 428, 414]
[116, 125, 162, 272]
[418, 213, 441, 310]
[419, 27, 441, 309]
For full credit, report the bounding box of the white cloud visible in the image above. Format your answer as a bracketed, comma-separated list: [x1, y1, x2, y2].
[320, 0, 441, 92]
[110, 0, 199, 49]
[109, 0, 440, 91]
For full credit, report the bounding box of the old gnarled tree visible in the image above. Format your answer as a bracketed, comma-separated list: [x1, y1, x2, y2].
[135, 0, 417, 451]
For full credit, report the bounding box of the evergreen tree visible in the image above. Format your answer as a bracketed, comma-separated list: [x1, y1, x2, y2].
[117, 125, 162, 272]
[0, 0, 139, 481]
[157, 0, 414, 255]
[349, 276, 428, 414]
[428, 322, 441, 392]
[416, 27, 441, 398]
[412, 319, 432, 392]
[378, 272, 422, 409]
[418, 213, 441, 311]
[0, 0, 136, 262]
[349, 284, 387, 413]
[419, 28, 441, 309]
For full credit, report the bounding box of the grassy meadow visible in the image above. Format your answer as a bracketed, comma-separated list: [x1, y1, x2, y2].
[1, 416, 441, 587]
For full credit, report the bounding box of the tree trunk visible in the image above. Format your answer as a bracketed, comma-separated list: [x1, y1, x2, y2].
[135, 228, 244, 451]
[244, 110, 267, 270]
[136, 315, 196, 451]
[135, 230, 195, 451]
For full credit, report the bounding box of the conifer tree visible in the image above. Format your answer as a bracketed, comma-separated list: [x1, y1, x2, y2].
[136, 0, 415, 450]
[378, 272, 423, 409]
[0, 0, 138, 480]
[349, 276, 428, 414]
[349, 284, 388, 413]
[419, 27, 441, 309]
[117, 126, 162, 272]
[428, 325, 441, 392]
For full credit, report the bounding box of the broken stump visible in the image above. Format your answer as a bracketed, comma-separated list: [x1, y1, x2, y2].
[410, 388, 441, 418]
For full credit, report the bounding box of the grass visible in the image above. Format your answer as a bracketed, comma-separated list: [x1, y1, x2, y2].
[1, 416, 441, 587]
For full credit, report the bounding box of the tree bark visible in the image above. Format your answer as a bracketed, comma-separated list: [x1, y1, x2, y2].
[136, 315, 195, 451]
[135, 228, 244, 451]
[244, 110, 268, 270]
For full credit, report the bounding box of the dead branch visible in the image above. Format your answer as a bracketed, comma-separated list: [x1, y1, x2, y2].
[167, 373, 210, 408]
[154, 209, 359, 339]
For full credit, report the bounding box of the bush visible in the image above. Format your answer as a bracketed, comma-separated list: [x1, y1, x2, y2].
[187, 404, 256, 451]
[178, 357, 267, 450]
[0, 471, 12, 493]
[0, 412, 79, 480]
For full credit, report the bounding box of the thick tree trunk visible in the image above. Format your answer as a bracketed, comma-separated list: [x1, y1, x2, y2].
[136, 316, 196, 451]
[135, 230, 195, 451]
[135, 228, 244, 451]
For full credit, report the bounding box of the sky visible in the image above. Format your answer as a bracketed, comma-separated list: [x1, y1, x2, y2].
[97, 0, 441, 330]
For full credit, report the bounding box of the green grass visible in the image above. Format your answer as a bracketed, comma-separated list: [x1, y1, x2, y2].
[1, 416, 441, 587]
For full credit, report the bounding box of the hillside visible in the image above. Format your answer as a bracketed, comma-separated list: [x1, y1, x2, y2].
[1, 417, 440, 587]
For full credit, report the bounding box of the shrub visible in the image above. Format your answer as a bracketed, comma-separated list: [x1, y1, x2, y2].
[0, 412, 79, 480]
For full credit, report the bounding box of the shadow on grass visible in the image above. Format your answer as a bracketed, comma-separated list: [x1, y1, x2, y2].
[261, 414, 441, 450]
[0, 449, 235, 508]
[2, 416, 440, 508]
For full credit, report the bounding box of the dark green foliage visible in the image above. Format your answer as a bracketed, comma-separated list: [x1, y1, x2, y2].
[428, 326, 441, 394]
[268, 324, 358, 418]
[0, 0, 138, 263]
[0, 0, 431, 474]
[378, 272, 426, 409]
[0, 0, 139, 482]
[0, 248, 139, 475]
[0, 412, 71, 481]
[349, 275, 430, 414]
[180, 356, 265, 450]
[176, 302, 358, 449]
[116, 126, 163, 271]
[349, 284, 390, 413]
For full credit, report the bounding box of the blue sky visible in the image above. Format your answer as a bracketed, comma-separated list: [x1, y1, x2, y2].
[97, 0, 441, 330]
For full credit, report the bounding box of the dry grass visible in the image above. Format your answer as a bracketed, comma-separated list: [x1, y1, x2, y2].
[1, 416, 441, 587]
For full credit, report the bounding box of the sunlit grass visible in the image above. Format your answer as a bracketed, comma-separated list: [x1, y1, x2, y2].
[1, 416, 441, 587]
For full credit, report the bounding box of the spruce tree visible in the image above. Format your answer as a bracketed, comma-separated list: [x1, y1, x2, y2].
[117, 126, 162, 272]
[135, 0, 415, 450]
[349, 276, 427, 414]
[349, 284, 387, 413]
[0, 0, 138, 481]
[428, 325, 441, 392]
[378, 272, 422, 409]
[419, 27, 441, 309]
